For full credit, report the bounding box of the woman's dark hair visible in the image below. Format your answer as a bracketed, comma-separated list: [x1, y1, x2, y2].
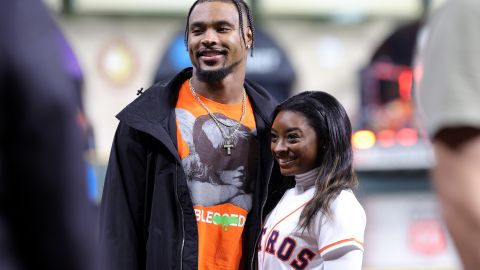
[271, 91, 358, 231]
[184, 0, 255, 56]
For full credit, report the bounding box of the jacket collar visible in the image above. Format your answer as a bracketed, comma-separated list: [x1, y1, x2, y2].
[117, 68, 191, 125]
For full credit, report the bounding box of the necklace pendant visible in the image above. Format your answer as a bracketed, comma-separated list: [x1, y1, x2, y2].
[223, 140, 234, 155]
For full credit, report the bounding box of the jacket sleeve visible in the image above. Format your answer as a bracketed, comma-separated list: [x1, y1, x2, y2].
[99, 122, 148, 270]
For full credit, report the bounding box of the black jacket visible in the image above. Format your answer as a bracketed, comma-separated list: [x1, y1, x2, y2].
[99, 68, 293, 270]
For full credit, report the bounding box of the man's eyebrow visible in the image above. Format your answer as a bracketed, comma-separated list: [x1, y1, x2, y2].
[214, 20, 235, 27]
[189, 21, 205, 28]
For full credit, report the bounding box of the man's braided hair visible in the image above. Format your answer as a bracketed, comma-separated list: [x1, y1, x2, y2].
[184, 0, 255, 56]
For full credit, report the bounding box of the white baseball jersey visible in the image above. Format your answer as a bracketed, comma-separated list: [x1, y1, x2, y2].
[257, 186, 366, 270]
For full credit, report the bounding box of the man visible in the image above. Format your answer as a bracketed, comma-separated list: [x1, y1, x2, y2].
[415, 0, 480, 269]
[99, 1, 289, 269]
[0, 0, 100, 269]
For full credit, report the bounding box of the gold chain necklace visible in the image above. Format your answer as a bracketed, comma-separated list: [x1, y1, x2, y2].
[189, 78, 246, 155]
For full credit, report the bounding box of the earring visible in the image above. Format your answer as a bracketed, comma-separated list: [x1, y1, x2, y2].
[246, 44, 251, 49]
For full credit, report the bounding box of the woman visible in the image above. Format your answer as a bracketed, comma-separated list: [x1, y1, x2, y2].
[258, 91, 366, 269]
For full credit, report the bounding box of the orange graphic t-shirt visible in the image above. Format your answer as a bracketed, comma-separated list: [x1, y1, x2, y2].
[175, 80, 258, 270]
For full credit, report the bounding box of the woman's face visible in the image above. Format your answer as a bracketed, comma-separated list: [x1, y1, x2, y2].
[270, 110, 318, 176]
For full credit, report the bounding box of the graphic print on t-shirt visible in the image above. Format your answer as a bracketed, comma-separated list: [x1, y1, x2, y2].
[176, 80, 257, 270]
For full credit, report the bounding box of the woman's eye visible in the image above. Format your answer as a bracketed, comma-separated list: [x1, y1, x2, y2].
[287, 134, 299, 142]
[270, 134, 278, 142]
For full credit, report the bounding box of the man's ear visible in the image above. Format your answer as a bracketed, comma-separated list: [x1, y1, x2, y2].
[246, 26, 253, 48]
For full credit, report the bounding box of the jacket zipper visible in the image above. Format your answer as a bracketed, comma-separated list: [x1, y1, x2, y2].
[174, 162, 185, 270]
[250, 160, 274, 270]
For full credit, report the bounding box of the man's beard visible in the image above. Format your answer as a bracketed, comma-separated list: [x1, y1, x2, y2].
[194, 60, 241, 83]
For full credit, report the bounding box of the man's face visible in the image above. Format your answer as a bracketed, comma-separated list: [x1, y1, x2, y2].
[187, 1, 251, 82]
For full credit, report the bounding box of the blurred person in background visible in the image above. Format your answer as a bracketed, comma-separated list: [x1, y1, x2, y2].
[99, 0, 288, 269]
[259, 91, 365, 270]
[415, 0, 480, 269]
[55, 21, 100, 203]
[0, 0, 100, 269]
